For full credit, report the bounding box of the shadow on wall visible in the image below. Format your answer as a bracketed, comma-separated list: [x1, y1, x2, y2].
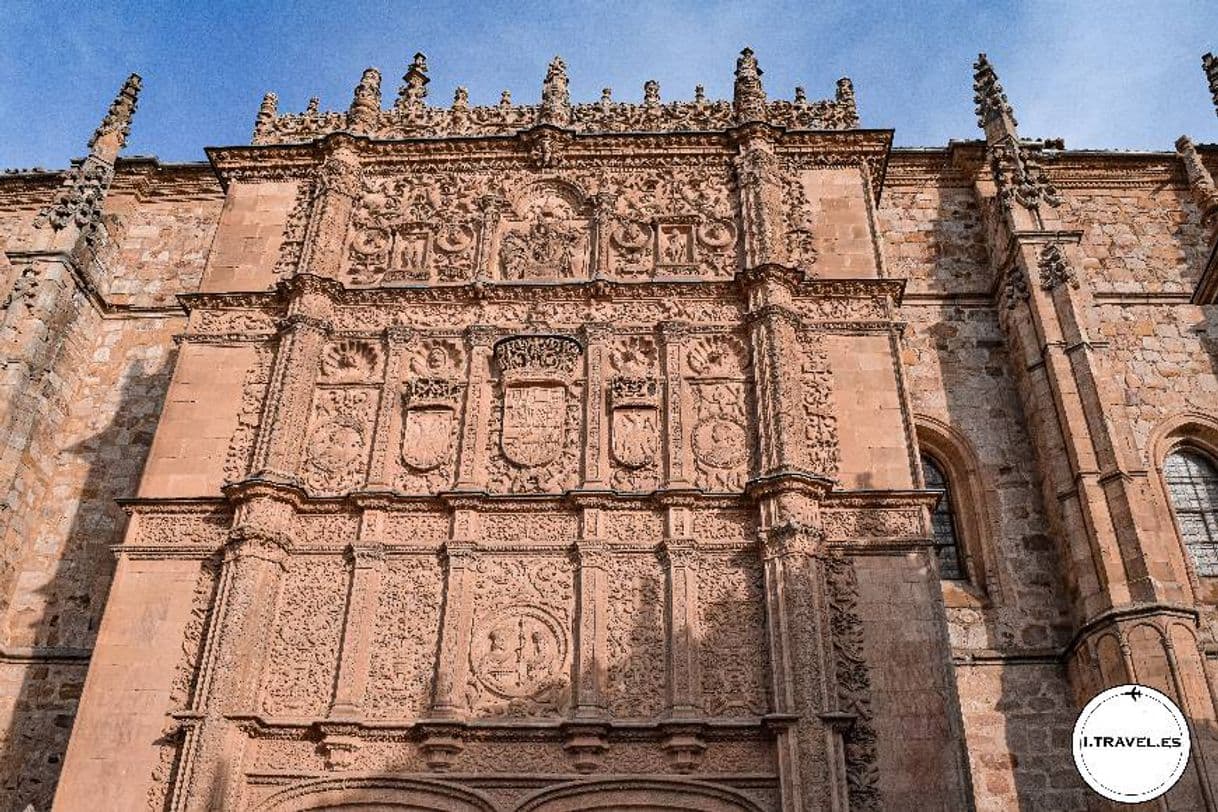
[0, 354, 176, 811]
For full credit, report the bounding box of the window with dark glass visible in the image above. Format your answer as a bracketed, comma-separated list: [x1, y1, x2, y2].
[1165, 448, 1218, 577]
[922, 453, 965, 580]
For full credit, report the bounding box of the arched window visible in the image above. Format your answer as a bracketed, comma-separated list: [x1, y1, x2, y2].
[1165, 448, 1218, 577]
[922, 453, 965, 580]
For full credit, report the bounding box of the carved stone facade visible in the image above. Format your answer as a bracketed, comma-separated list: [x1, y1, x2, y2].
[3, 48, 1218, 811]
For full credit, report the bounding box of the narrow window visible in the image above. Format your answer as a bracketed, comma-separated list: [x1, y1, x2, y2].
[922, 453, 965, 580]
[1165, 448, 1218, 577]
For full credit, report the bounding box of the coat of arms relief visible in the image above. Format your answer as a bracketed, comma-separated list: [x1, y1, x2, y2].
[399, 339, 465, 491]
[488, 334, 584, 493]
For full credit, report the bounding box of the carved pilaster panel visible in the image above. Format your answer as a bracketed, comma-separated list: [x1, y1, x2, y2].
[328, 542, 386, 719]
[799, 329, 840, 479]
[259, 555, 348, 717]
[663, 537, 701, 717]
[824, 555, 881, 809]
[454, 327, 496, 489]
[660, 323, 691, 488]
[222, 345, 274, 485]
[365, 554, 444, 719]
[698, 550, 770, 718]
[733, 134, 784, 267]
[572, 537, 610, 718]
[605, 551, 666, 719]
[582, 324, 611, 488]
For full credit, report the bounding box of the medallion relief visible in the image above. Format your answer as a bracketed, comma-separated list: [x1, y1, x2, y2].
[466, 556, 574, 717]
[302, 387, 377, 494]
[685, 334, 753, 492]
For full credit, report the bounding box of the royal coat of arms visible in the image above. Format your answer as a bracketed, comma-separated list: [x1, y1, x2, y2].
[608, 376, 659, 469]
[501, 384, 567, 468]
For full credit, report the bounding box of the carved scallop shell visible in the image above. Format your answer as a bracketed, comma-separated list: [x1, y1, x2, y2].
[321, 340, 380, 381]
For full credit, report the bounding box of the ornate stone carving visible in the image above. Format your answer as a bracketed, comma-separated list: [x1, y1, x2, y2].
[260, 556, 348, 716]
[497, 182, 591, 280]
[605, 553, 666, 718]
[465, 556, 574, 717]
[998, 261, 1030, 310]
[1037, 242, 1078, 291]
[347, 171, 479, 285]
[366, 555, 443, 719]
[824, 555, 881, 809]
[320, 339, 381, 382]
[799, 331, 840, 478]
[698, 552, 769, 717]
[251, 51, 857, 144]
[302, 387, 377, 494]
[990, 140, 1062, 212]
[222, 346, 273, 485]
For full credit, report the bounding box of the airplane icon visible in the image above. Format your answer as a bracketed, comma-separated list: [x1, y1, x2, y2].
[1125, 686, 1143, 702]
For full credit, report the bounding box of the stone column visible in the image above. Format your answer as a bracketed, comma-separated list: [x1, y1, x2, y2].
[731, 124, 785, 269]
[297, 142, 362, 281]
[591, 190, 617, 280]
[581, 323, 611, 489]
[170, 492, 293, 811]
[659, 322, 692, 489]
[454, 326, 495, 490]
[365, 326, 413, 490]
[474, 195, 506, 282]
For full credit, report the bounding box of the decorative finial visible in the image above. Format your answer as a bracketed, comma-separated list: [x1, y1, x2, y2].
[453, 86, 469, 110]
[500, 90, 512, 109]
[254, 91, 278, 140]
[1204, 53, 1218, 117]
[1177, 135, 1218, 232]
[644, 80, 660, 107]
[973, 53, 1018, 141]
[89, 73, 142, 162]
[835, 77, 858, 127]
[348, 67, 382, 130]
[396, 51, 430, 112]
[694, 84, 706, 104]
[600, 87, 613, 105]
[540, 56, 572, 126]
[733, 47, 767, 123]
[794, 86, 807, 104]
[306, 97, 320, 114]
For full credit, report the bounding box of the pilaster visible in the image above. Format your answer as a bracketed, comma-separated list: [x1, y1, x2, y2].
[453, 325, 496, 490]
[248, 303, 329, 484]
[297, 142, 362, 280]
[659, 321, 692, 489]
[170, 493, 293, 811]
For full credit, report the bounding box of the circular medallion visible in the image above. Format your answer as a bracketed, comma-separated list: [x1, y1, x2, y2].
[471, 606, 567, 699]
[692, 418, 748, 468]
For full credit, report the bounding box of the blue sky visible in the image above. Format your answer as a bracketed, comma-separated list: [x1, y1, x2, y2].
[2, 1, 1217, 167]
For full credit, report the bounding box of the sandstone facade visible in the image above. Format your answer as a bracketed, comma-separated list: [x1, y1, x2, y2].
[1, 49, 1218, 810]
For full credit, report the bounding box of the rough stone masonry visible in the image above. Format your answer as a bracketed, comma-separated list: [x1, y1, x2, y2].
[1, 46, 1218, 811]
